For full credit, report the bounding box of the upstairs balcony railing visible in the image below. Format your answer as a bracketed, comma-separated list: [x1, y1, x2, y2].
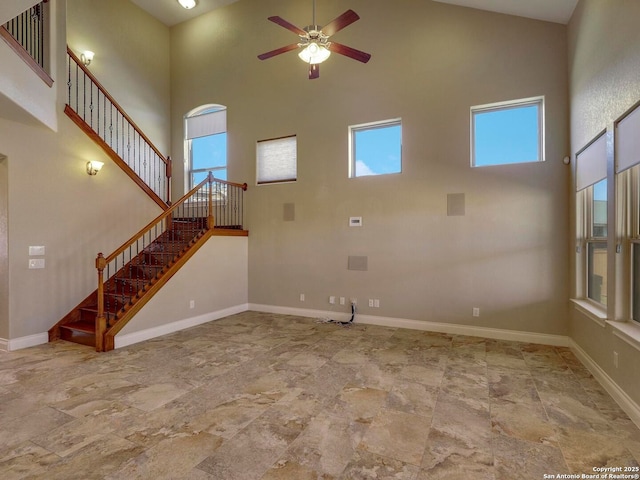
[1, 0, 51, 86]
[66, 47, 171, 207]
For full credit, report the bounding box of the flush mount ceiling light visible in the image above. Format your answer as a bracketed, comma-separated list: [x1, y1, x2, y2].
[178, 0, 197, 9]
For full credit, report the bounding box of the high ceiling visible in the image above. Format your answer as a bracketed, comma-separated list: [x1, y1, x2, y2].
[129, 0, 240, 27]
[131, 0, 579, 27]
[433, 0, 578, 24]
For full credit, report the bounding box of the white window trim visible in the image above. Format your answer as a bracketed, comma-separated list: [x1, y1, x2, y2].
[348, 118, 402, 179]
[470, 96, 545, 168]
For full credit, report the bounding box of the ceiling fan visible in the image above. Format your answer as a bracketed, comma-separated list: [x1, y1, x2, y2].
[257, 0, 371, 80]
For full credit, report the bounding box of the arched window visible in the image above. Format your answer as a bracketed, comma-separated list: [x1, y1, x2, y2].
[184, 105, 227, 190]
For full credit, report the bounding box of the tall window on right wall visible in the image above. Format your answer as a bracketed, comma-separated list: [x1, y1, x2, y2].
[576, 133, 608, 308]
[471, 96, 544, 167]
[616, 103, 640, 322]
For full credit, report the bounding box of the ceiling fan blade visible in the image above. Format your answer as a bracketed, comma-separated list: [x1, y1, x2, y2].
[257, 43, 300, 60]
[321, 10, 360, 37]
[309, 63, 320, 80]
[327, 42, 371, 63]
[268, 16, 307, 36]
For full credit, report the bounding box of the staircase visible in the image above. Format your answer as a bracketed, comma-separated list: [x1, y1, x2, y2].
[52, 218, 206, 348]
[44, 44, 248, 352]
[49, 174, 248, 351]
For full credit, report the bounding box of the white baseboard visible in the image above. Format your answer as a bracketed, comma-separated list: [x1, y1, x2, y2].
[0, 333, 49, 352]
[569, 339, 640, 429]
[114, 303, 249, 349]
[248, 304, 569, 347]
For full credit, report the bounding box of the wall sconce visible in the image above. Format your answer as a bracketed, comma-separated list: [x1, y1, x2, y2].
[80, 50, 94, 66]
[86, 160, 104, 176]
[178, 0, 196, 9]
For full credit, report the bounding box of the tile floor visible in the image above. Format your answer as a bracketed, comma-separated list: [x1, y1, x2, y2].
[1, 311, 640, 479]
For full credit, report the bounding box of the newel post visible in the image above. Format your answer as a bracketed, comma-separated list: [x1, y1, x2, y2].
[95, 253, 107, 352]
[207, 171, 215, 230]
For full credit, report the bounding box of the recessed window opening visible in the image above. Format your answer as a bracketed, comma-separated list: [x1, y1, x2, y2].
[471, 97, 544, 167]
[349, 119, 402, 178]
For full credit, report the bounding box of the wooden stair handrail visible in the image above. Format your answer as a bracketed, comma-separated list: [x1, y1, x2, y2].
[66, 46, 169, 169]
[0, 26, 53, 87]
[64, 105, 169, 210]
[103, 175, 247, 264]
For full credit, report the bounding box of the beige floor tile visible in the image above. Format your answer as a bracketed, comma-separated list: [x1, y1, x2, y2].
[0, 313, 638, 479]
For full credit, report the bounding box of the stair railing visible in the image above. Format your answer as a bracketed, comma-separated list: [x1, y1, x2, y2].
[1, 0, 52, 86]
[66, 46, 171, 207]
[94, 173, 247, 351]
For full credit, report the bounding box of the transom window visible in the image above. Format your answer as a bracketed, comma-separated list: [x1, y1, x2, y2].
[349, 119, 402, 178]
[471, 97, 544, 167]
[575, 132, 608, 308]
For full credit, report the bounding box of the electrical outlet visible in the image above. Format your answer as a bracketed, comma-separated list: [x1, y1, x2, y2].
[472, 307, 480, 317]
[368, 299, 374, 307]
[300, 293, 305, 302]
[614, 351, 619, 368]
[28, 259, 45, 269]
[189, 300, 195, 309]
[329, 296, 336, 304]
[339, 297, 345, 305]
[374, 299, 380, 308]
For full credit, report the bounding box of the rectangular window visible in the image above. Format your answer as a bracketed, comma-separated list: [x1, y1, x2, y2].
[349, 119, 402, 178]
[256, 135, 297, 185]
[190, 132, 227, 186]
[586, 178, 608, 306]
[471, 97, 544, 167]
[633, 242, 640, 322]
[627, 165, 640, 323]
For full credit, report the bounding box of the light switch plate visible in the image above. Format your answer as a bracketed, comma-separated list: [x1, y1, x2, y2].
[29, 246, 45, 256]
[28, 259, 45, 269]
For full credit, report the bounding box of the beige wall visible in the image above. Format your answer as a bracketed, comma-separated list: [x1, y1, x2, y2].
[66, 0, 171, 154]
[0, 154, 8, 340]
[0, 0, 170, 342]
[118, 236, 248, 337]
[171, 0, 570, 335]
[0, 115, 161, 339]
[568, 0, 640, 404]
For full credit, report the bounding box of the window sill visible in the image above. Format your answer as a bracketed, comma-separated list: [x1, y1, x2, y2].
[570, 298, 607, 327]
[608, 320, 640, 352]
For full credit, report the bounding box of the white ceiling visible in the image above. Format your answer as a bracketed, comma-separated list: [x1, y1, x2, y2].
[129, 0, 240, 27]
[431, 0, 578, 24]
[131, 0, 579, 27]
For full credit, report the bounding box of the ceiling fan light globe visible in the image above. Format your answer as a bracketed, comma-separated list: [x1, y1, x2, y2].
[298, 43, 331, 64]
[178, 0, 196, 9]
